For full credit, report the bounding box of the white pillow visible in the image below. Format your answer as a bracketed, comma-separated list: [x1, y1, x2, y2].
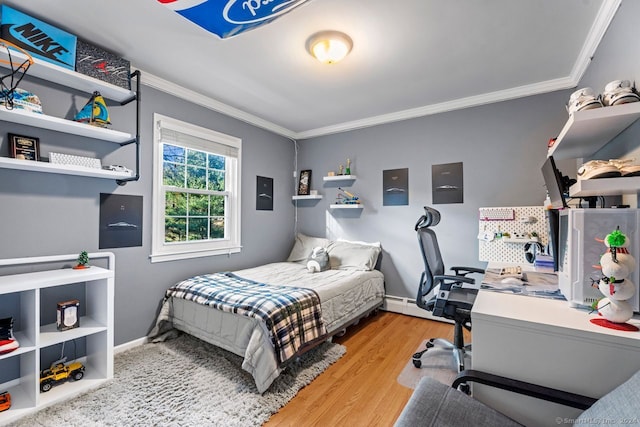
[327, 240, 381, 271]
[287, 233, 331, 263]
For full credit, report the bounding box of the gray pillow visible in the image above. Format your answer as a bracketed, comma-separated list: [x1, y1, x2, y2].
[286, 233, 331, 263]
[327, 240, 381, 271]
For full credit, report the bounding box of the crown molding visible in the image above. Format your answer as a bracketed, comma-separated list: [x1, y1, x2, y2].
[134, 0, 620, 141]
[296, 76, 577, 139]
[137, 70, 297, 139]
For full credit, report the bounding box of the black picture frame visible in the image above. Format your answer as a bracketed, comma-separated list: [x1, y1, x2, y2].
[298, 170, 311, 195]
[8, 133, 40, 161]
[99, 193, 143, 249]
[256, 176, 274, 211]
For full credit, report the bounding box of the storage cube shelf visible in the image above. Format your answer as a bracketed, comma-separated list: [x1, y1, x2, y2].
[0, 253, 114, 425]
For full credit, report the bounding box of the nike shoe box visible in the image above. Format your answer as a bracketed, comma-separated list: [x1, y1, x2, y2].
[75, 39, 131, 89]
[0, 5, 77, 70]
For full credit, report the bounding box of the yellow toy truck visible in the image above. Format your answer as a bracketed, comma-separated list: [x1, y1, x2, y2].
[39, 359, 85, 392]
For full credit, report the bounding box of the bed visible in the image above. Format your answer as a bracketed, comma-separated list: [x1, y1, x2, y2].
[149, 234, 385, 393]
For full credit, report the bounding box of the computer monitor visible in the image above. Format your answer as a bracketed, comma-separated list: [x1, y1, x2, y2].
[541, 155, 568, 209]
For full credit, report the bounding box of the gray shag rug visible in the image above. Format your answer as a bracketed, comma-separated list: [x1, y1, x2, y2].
[13, 334, 346, 427]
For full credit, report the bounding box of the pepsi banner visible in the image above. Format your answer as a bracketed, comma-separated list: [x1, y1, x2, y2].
[158, 0, 311, 39]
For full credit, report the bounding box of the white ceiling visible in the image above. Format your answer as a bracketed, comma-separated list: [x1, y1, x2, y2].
[5, 0, 621, 139]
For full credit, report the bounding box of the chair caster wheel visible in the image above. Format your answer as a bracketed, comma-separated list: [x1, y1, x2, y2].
[458, 383, 470, 395]
[413, 359, 422, 368]
[425, 341, 435, 349]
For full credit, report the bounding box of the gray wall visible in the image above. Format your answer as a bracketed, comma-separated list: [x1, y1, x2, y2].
[1, 0, 640, 346]
[0, 82, 296, 346]
[294, 0, 640, 299]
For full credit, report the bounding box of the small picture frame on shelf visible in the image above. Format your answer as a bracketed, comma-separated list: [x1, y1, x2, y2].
[298, 169, 311, 195]
[8, 133, 40, 161]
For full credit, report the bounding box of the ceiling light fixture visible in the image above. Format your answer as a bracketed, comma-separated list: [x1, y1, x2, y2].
[306, 30, 353, 64]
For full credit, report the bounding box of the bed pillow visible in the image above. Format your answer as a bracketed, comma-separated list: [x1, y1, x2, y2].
[286, 233, 331, 263]
[327, 240, 382, 271]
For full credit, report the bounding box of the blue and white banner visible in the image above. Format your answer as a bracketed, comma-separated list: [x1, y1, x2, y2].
[158, 0, 311, 39]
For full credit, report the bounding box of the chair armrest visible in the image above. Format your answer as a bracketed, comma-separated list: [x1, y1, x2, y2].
[452, 369, 597, 411]
[450, 266, 485, 276]
[434, 274, 476, 290]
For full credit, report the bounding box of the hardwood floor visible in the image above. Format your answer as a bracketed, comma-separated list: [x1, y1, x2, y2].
[265, 311, 468, 427]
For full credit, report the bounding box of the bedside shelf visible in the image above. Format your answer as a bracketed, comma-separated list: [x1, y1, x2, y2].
[329, 204, 363, 209]
[292, 194, 323, 200]
[323, 175, 356, 181]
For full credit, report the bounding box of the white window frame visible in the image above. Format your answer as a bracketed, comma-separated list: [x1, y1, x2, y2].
[151, 113, 242, 263]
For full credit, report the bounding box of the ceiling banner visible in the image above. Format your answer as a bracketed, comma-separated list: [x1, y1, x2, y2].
[158, 0, 311, 39]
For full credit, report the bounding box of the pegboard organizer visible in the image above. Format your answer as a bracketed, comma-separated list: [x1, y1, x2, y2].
[479, 206, 549, 264]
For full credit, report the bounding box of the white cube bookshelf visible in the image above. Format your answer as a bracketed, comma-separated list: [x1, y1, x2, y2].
[0, 253, 115, 425]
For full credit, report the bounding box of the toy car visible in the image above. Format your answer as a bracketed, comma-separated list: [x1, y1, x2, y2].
[0, 391, 10, 412]
[39, 360, 85, 392]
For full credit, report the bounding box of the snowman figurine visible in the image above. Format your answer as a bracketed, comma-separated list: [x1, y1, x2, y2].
[592, 227, 637, 328]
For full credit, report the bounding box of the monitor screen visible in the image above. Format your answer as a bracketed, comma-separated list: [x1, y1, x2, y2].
[541, 156, 568, 209]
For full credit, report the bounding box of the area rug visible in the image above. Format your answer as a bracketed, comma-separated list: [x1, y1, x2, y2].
[13, 334, 346, 427]
[396, 340, 470, 390]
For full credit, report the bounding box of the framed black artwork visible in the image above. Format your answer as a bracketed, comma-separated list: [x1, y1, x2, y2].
[99, 193, 143, 249]
[256, 176, 274, 210]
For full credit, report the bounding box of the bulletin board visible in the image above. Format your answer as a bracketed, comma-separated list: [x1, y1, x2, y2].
[478, 206, 549, 264]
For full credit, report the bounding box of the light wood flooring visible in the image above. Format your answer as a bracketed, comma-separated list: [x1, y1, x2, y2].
[265, 311, 469, 427]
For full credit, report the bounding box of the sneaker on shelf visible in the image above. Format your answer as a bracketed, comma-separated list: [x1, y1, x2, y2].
[609, 158, 640, 177]
[0, 317, 19, 355]
[566, 87, 603, 115]
[601, 80, 640, 107]
[577, 160, 621, 180]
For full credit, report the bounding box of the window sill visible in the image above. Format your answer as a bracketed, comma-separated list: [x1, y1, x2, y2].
[150, 246, 241, 263]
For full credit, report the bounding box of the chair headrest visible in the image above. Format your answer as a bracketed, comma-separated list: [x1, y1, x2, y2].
[415, 206, 441, 230]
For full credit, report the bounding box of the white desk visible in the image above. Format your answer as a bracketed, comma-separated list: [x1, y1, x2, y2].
[471, 288, 640, 426]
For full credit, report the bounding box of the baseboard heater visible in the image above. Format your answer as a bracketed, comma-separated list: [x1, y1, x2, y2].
[383, 294, 454, 324]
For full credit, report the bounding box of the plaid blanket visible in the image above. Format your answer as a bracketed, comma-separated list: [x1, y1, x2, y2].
[165, 272, 327, 364]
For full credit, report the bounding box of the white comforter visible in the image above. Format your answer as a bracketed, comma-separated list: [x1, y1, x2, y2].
[150, 262, 385, 393]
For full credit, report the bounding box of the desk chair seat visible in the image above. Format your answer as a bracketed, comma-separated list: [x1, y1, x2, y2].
[412, 207, 484, 374]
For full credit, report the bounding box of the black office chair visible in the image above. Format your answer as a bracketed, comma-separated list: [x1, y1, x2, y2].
[412, 206, 485, 373]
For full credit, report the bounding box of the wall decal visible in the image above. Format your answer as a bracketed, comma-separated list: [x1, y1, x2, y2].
[383, 168, 409, 206]
[432, 162, 463, 204]
[256, 176, 273, 211]
[158, 0, 312, 39]
[99, 194, 143, 249]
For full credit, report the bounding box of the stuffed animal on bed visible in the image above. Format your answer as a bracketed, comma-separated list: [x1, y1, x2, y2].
[307, 246, 329, 273]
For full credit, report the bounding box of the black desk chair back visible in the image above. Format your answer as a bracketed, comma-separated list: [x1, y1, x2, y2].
[413, 206, 484, 373]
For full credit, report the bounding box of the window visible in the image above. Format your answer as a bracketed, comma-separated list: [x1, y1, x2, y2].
[151, 114, 241, 262]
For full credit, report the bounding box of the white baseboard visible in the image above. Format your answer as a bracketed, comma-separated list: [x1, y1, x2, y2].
[382, 294, 454, 324]
[115, 336, 148, 355]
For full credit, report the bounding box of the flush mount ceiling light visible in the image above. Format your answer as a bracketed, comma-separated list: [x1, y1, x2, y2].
[306, 30, 353, 64]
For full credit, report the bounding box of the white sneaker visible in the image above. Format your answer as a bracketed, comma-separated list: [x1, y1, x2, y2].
[609, 158, 640, 177]
[601, 80, 640, 107]
[567, 87, 603, 115]
[577, 160, 621, 180]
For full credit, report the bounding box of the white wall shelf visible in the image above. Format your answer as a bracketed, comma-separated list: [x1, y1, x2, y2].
[292, 194, 323, 200]
[548, 102, 640, 160]
[0, 157, 133, 180]
[0, 56, 141, 184]
[329, 204, 363, 209]
[323, 175, 356, 181]
[569, 176, 640, 197]
[0, 253, 114, 426]
[0, 51, 134, 103]
[0, 107, 134, 143]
